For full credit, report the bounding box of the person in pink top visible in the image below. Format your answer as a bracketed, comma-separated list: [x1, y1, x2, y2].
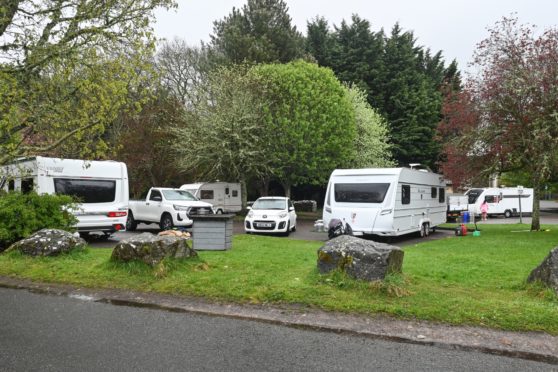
[480, 200, 489, 221]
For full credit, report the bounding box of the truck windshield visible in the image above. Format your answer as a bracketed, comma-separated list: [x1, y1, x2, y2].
[162, 189, 197, 201]
[334, 183, 390, 203]
[467, 189, 484, 204]
[252, 199, 286, 210]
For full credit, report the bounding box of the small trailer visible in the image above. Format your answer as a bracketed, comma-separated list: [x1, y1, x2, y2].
[446, 194, 469, 220]
[1, 156, 129, 236]
[322, 167, 447, 238]
[466, 187, 534, 218]
[180, 182, 241, 214]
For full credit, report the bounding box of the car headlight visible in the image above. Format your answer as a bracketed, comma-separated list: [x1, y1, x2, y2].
[279, 212, 288, 218]
[248, 211, 254, 218]
[173, 204, 189, 211]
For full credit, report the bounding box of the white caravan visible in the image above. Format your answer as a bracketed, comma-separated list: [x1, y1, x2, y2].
[1, 157, 129, 235]
[180, 182, 241, 214]
[466, 187, 534, 218]
[323, 168, 447, 237]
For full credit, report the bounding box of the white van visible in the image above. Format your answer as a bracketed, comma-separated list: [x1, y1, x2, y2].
[1, 157, 129, 236]
[180, 182, 241, 214]
[323, 168, 447, 237]
[466, 187, 533, 218]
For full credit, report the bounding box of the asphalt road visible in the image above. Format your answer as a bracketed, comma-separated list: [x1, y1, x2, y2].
[0, 287, 553, 372]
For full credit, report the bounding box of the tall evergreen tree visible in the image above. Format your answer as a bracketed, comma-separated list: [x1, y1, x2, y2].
[209, 0, 304, 64]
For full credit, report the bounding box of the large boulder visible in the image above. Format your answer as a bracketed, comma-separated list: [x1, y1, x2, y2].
[528, 247, 558, 294]
[317, 235, 404, 281]
[7, 229, 86, 256]
[111, 232, 197, 267]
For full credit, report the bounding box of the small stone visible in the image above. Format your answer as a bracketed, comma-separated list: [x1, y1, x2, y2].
[417, 335, 426, 339]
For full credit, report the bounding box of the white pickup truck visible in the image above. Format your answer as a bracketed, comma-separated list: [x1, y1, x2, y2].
[127, 187, 214, 230]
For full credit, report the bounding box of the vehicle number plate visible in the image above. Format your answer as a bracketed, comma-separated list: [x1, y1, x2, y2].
[258, 223, 272, 227]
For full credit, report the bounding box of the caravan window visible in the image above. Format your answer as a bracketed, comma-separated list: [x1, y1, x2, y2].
[467, 189, 483, 204]
[54, 178, 116, 203]
[200, 190, 214, 199]
[485, 195, 498, 203]
[232, 190, 238, 197]
[431, 187, 437, 198]
[334, 183, 390, 203]
[21, 178, 34, 194]
[439, 188, 445, 203]
[402, 185, 410, 205]
[8, 179, 15, 191]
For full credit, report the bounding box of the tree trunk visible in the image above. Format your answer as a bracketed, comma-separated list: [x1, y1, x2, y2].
[281, 180, 291, 198]
[531, 176, 541, 231]
[240, 178, 248, 210]
[258, 177, 270, 196]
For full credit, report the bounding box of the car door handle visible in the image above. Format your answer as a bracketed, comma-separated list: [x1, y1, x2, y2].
[325, 207, 332, 213]
[146, 202, 150, 206]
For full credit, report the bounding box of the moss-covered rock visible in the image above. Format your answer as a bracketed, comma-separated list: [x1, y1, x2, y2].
[317, 235, 403, 281]
[111, 232, 196, 267]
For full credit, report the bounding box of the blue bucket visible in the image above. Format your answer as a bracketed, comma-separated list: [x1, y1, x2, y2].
[461, 211, 470, 224]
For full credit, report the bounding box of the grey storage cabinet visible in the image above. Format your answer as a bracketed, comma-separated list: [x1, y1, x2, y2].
[191, 214, 234, 250]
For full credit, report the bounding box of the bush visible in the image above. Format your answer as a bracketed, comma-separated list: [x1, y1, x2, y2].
[293, 200, 317, 212]
[0, 192, 78, 252]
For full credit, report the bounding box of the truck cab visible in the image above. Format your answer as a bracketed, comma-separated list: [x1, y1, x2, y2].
[127, 187, 214, 230]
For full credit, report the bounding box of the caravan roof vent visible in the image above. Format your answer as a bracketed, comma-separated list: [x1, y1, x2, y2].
[409, 163, 432, 172]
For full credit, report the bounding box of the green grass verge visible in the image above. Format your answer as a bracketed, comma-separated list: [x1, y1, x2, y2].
[0, 224, 557, 333]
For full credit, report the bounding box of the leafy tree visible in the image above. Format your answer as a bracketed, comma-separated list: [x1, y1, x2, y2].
[115, 92, 185, 198]
[172, 65, 271, 208]
[208, 0, 304, 64]
[381, 24, 443, 168]
[0, 0, 175, 164]
[344, 85, 394, 168]
[465, 17, 558, 231]
[253, 61, 355, 197]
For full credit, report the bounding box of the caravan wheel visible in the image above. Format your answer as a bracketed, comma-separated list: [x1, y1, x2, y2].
[216, 209, 223, 215]
[424, 223, 430, 237]
[504, 210, 512, 218]
[419, 223, 427, 238]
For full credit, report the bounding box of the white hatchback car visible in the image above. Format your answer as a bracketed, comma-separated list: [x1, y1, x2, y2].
[245, 197, 297, 235]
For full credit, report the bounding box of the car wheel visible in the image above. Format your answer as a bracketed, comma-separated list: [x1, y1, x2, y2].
[126, 211, 137, 231]
[160, 213, 173, 230]
[292, 223, 296, 232]
[504, 210, 512, 218]
[283, 222, 291, 236]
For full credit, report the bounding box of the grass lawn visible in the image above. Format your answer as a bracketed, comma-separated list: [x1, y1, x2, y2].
[0, 224, 557, 334]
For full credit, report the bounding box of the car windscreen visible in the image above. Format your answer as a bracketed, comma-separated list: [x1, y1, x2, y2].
[162, 189, 198, 201]
[467, 189, 484, 204]
[54, 178, 116, 203]
[334, 183, 390, 203]
[252, 199, 286, 210]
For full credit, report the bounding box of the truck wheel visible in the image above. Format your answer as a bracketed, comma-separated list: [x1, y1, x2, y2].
[126, 211, 137, 231]
[504, 210, 512, 218]
[160, 213, 173, 230]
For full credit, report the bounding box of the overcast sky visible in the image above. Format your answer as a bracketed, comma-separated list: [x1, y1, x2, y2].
[154, 0, 558, 72]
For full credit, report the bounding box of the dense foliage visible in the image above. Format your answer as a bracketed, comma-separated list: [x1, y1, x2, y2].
[305, 16, 460, 169]
[0, 192, 77, 251]
[0, 0, 176, 164]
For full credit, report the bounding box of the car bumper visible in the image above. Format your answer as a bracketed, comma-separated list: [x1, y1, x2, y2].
[173, 212, 193, 227]
[244, 218, 290, 233]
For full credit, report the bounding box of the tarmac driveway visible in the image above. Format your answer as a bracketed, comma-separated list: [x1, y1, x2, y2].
[86, 219, 453, 248]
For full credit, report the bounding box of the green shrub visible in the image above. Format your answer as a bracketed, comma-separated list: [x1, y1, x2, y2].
[0, 191, 78, 251]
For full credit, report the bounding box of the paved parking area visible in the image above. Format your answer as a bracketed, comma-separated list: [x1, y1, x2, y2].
[86, 202, 558, 249]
